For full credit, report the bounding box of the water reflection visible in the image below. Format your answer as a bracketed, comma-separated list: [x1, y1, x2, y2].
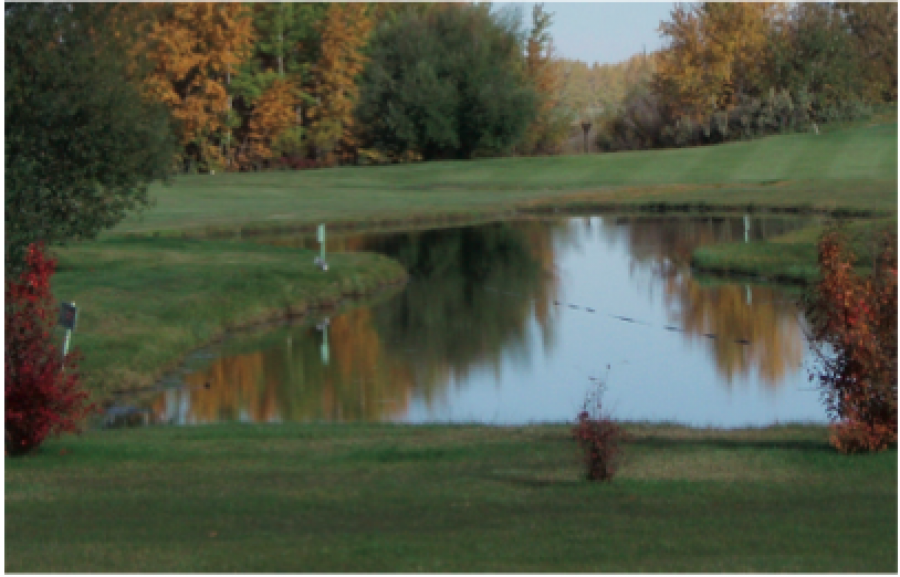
[142, 215, 823, 427]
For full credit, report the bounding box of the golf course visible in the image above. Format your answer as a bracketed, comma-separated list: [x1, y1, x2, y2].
[6, 117, 898, 572]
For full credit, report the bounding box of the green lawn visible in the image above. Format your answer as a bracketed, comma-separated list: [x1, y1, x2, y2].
[5, 423, 896, 572]
[111, 121, 897, 237]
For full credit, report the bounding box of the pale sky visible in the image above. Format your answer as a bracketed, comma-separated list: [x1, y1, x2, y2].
[513, 2, 677, 65]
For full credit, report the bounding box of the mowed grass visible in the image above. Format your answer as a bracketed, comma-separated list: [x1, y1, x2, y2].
[112, 121, 897, 236]
[5, 423, 896, 572]
[49, 237, 406, 397]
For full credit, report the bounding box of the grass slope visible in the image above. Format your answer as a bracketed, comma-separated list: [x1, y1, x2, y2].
[112, 122, 897, 236]
[5, 424, 896, 572]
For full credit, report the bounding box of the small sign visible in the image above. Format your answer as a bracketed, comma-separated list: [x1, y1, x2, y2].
[317, 224, 325, 243]
[58, 302, 78, 331]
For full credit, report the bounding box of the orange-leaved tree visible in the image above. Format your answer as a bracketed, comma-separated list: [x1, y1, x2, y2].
[804, 229, 898, 454]
[306, 2, 373, 163]
[236, 77, 301, 169]
[138, 2, 255, 171]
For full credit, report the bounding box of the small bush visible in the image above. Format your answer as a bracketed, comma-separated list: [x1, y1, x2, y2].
[803, 229, 897, 454]
[5, 243, 95, 456]
[572, 379, 626, 481]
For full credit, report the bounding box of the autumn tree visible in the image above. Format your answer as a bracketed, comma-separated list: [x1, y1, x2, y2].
[235, 77, 301, 169]
[655, 3, 782, 119]
[138, 3, 255, 172]
[804, 229, 898, 453]
[520, 4, 571, 155]
[306, 3, 374, 163]
[227, 3, 325, 166]
[5, 3, 176, 273]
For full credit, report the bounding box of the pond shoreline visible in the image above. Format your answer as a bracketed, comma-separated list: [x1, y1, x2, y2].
[69, 204, 879, 407]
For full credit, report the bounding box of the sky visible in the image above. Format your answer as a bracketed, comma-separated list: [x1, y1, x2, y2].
[514, 2, 677, 66]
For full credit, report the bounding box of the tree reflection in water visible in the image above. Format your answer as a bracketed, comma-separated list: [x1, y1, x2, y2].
[601, 215, 808, 388]
[149, 216, 812, 425]
[152, 221, 566, 424]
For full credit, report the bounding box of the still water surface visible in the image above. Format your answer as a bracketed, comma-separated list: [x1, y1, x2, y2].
[132, 215, 827, 428]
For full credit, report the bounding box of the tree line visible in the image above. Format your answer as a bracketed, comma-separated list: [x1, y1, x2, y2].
[595, 2, 898, 151]
[5, 2, 898, 268]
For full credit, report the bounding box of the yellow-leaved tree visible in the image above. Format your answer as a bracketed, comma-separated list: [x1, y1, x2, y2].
[138, 3, 255, 171]
[306, 3, 373, 164]
[655, 2, 783, 120]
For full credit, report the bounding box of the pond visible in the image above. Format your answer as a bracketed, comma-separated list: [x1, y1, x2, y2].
[111, 214, 829, 428]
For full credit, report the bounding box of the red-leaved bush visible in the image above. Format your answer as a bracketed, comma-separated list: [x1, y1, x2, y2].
[5, 243, 94, 456]
[573, 381, 626, 481]
[804, 230, 898, 454]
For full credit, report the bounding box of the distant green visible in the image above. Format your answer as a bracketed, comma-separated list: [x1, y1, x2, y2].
[111, 121, 897, 236]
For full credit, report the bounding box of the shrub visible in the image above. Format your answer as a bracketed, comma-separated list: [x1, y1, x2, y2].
[572, 379, 626, 481]
[5, 243, 94, 456]
[803, 229, 897, 453]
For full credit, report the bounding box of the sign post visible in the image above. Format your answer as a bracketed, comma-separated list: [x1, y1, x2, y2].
[58, 302, 78, 364]
[315, 224, 328, 271]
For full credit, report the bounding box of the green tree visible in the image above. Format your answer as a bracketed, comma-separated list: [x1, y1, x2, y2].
[770, 3, 863, 117]
[357, 3, 537, 160]
[836, 2, 898, 103]
[5, 3, 176, 274]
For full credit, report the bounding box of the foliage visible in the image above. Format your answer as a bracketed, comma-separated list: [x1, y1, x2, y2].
[357, 3, 537, 160]
[307, 3, 374, 163]
[804, 229, 898, 454]
[572, 378, 626, 481]
[138, 2, 256, 172]
[4, 3, 177, 276]
[836, 2, 898, 103]
[770, 3, 865, 120]
[235, 77, 301, 170]
[519, 4, 571, 155]
[5, 244, 94, 456]
[654, 3, 783, 121]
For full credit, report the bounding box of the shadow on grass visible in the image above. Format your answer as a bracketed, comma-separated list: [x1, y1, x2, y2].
[625, 436, 835, 454]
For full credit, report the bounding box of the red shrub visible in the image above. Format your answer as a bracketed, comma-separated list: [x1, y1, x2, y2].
[5, 243, 94, 456]
[279, 156, 321, 171]
[804, 230, 897, 454]
[572, 382, 626, 481]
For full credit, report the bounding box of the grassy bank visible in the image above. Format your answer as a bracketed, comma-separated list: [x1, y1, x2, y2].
[692, 217, 899, 284]
[5, 423, 896, 572]
[49, 237, 406, 399]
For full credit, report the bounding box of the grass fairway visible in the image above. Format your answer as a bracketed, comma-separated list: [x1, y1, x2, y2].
[112, 121, 897, 237]
[5, 423, 897, 572]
